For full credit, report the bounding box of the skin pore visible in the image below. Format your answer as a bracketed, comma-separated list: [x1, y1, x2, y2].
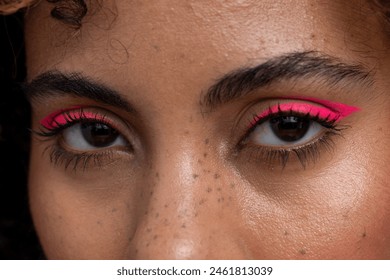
[25, 0, 390, 259]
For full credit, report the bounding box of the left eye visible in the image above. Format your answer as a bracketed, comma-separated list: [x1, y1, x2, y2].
[62, 122, 128, 150]
[248, 115, 323, 147]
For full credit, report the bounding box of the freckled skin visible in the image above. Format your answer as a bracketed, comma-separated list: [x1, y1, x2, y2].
[26, 0, 390, 259]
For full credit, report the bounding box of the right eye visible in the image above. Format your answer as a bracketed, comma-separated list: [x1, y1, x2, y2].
[248, 115, 324, 147]
[37, 107, 135, 170]
[62, 122, 128, 151]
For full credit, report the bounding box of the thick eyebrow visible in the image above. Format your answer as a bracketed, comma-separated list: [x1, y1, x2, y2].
[25, 71, 136, 113]
[202, 51, 374, 110]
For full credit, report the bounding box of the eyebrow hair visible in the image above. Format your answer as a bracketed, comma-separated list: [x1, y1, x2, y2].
[25, 71, 136, 113]
[202, 51, 374, 110]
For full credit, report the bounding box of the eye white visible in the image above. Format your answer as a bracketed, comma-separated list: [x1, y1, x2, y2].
[62, 123, 127, 151]
[249, 119, 323, 147]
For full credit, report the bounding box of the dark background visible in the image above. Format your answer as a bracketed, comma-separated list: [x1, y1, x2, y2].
[0, 13, 43, 259]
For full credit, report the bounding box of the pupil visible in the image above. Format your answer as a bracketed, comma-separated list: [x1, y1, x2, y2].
[270, 116, 310, 142]
[81, 122, 119, 147]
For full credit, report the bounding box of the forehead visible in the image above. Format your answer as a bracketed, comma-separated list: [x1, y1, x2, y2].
[25, 0, 384, 86]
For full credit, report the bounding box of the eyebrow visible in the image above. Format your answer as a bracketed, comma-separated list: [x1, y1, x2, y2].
[25, 71, 136, 113]
[202, 51, 374, 110]
[26, 51, 374, 114]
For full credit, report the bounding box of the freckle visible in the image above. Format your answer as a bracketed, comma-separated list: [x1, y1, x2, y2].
[155, 172, 159, 178]
[153, 235, 158, 240]
[378, 127, 383, 132]
[155, 213, 159, 218]
[111, 208, 117, 213]
[204, 138, 209, 145]
[198, 198, 206, 205]
[135, 249, 138, 254]
[206, 187, 212, 193]
[230, 183, 235, 189]
[181, 223, 186, 228]
[203, 153, 207, 158]
[214, 173, 220, 179]
[184, 130, 189, 135]
[217, 187, 221, 192]
[284, 231, 289, 236]
[299, 249, 306, 255]
[144, 211, 148, 215]
[193, 174, 199, 179]
[96, 220, 102, 225]
[146, 228, 152, 233]
[310, 33, 315, 39]
[164, 204, 168, 208]
[150, 191, 154, 196]
[194, 212, 198, 217]
[57, 215, 63, 220]
[146, 242, 150, 247]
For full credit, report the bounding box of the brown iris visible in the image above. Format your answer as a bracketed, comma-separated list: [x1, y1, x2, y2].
[270, 116, 310, 142]
[81, 122, 119, 147]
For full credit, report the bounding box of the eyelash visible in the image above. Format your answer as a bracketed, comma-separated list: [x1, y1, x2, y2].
[35, 108, 125, 171]
[239, 107, 348, 169]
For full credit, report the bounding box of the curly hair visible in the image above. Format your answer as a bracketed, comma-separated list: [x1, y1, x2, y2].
[47, 0, 87, 28]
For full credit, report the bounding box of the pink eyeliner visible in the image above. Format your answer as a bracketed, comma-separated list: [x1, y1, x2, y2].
[252, 97, 360, 126]
[286, 96, 360, 118]
[40, 106, 105, 129]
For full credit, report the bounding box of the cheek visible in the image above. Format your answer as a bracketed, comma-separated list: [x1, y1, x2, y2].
[28, 144, 144, 259]
[238, 169, 390, 259]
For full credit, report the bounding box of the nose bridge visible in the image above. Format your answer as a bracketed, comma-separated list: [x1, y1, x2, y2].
[129, 131, 248, 259]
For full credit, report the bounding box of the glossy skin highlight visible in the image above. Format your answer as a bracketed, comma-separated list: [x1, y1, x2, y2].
[25, 0, 390, 259]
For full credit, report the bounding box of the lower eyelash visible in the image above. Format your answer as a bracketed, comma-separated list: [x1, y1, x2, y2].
[43, 143, 115, 171]
[242, 123, 348, 169]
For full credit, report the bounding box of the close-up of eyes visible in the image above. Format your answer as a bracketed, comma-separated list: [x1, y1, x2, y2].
[4, 0, 390, 265]
[35, 98, 359, 171]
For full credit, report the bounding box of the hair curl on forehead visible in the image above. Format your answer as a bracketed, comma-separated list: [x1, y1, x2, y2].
[46, 0, 87, 28]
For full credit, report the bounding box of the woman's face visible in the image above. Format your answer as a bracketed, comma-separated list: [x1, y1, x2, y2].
[25, 0, 390, 259]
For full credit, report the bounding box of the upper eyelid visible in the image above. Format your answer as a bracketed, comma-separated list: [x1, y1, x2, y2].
[250, 103, 341, 128]
[39, 107, 131, 133]
[248, 98, 360, 127]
